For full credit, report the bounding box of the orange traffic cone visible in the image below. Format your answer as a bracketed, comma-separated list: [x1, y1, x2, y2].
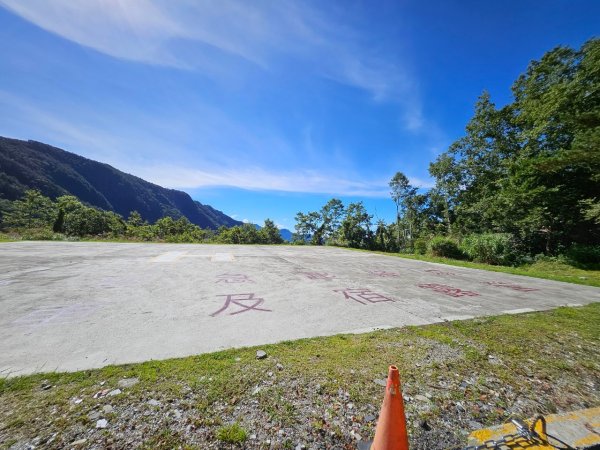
[371, 365, 410, 450]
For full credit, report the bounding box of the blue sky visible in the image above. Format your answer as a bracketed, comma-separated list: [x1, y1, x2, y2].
[0, 1, 598, 230]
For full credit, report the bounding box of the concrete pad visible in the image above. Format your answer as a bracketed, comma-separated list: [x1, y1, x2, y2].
[1, 242, 599, 376]
[468, 407, 600, 449]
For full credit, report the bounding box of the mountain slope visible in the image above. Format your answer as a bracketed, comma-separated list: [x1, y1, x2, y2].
[0, 136, 241, 229]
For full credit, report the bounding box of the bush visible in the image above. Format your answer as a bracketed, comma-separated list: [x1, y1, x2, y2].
[427, 236, 463, 259]
[21, 228, 65, 241]
[461, 233, 521, 266]
[565, 244, 600, 265]
[216, 423, 247, 443]
[413, 238, 428, 255]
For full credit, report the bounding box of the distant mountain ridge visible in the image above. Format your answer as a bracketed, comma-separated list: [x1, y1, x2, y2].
[0, 136, 242, 229]
[252, 222, 293, 242]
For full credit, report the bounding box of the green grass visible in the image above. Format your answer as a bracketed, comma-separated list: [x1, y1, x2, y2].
[362, 250, 600, 287]
[1, 304, 598, 449]
[0, 232, 17, 242]
[216, 423, 248, 443]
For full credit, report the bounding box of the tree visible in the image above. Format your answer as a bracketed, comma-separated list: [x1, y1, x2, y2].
[260, 219, 283, 244]
[428, 38, 600, 252]
[340, 202, 372, 249]
[293, 211, 320, 244]
[428, 154, 460, 234]
[3, 190, 55, 229]
[318, 198, 345, 244]
[127, 211, 144, 228]
[389, 172, 418, 248]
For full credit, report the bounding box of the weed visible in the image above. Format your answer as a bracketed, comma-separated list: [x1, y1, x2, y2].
[216, 422, 247, 443]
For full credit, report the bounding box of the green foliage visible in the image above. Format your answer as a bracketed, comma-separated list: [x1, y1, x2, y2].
[260, 219, 284, 244]
[294, 199, 344, 245]
[579, 198, 600, 225]
[460, 233, 521, 266]
[339, 202, 372, 249]
[20, 228, 65, 241]
[413, 237, 428, 255]
[565, 244, 600, 265]
[54, 195, 125, 237]
[1, 191, 281, 244]
[216, 423, 247, 443]
[2, 190, 55, 229]
[374, 220, 397, 252]
[389, 172, 419, 248]
[428, 38, 600, 253]
[427, 236, 463, 259]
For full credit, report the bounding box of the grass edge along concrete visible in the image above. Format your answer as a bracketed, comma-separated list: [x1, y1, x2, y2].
[1, 303, 599, 449]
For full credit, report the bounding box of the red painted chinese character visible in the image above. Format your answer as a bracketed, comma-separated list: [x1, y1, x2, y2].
[334, 288, 394, 305]
[216, 273, 254, 283]
[417, 283, 479, 298]
[424, 269, 456, 276]
[299, 272, 335, 280]
[369, 270, 400, 278]
[210, 293, 271, 316]
[484, 281, 538, 292]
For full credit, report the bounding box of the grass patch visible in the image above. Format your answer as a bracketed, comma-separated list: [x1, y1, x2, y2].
[1, 304, 598, 449]
[0, 232, 17, 242]
[216, 423, 248, 443]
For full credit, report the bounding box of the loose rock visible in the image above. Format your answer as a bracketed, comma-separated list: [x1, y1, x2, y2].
[256, 350, 267, 359]
[96, 419, 108, 429]
[415, 395, 431, 403]
[117, 378, 139, 388]
[93, 389, 110, 399]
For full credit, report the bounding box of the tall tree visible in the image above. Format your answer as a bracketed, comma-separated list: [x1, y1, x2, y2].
[389, 172, 418, 248]
[318, 198, 345, 244]
[340, 202, 372, 249]
[429, 38, 600, 252]
[260, 219, 284, 244]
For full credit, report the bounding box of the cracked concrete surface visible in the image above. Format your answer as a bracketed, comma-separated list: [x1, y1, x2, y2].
[1, 242, 598, 376]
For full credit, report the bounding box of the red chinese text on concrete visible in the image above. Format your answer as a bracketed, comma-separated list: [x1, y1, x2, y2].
[210, 293, 271, 316]
[369, 270, 401, 278]
[484, 281, 538, 292]
[216, 273, 254, 283]
[299, 272, 336, 280]
[417, 283, 479, 298]
[424, 269, 456, 277]
[333, 288, 394, 305]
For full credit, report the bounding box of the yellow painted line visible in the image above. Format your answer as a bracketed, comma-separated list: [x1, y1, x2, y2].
[469, 407, 600, 449]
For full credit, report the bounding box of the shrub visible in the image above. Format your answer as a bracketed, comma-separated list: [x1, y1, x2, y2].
[216, 423, 247, 443]
[427, 236, 463, 259]
[565, 244, 600, 265]
[413, 238, 428, 255]
[461, 233, 521, 266]
[21, 228, 65, 241]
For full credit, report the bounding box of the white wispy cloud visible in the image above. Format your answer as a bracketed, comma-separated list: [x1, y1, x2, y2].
[0, 89, 434, 198]
[131, 164, 433, 197]
[0, 0, 422, 129]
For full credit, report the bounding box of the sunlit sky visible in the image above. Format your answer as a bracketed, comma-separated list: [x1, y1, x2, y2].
[0, 1, 598, 229]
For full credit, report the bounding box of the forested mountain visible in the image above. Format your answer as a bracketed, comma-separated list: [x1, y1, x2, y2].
[0, 136, 241, 229]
